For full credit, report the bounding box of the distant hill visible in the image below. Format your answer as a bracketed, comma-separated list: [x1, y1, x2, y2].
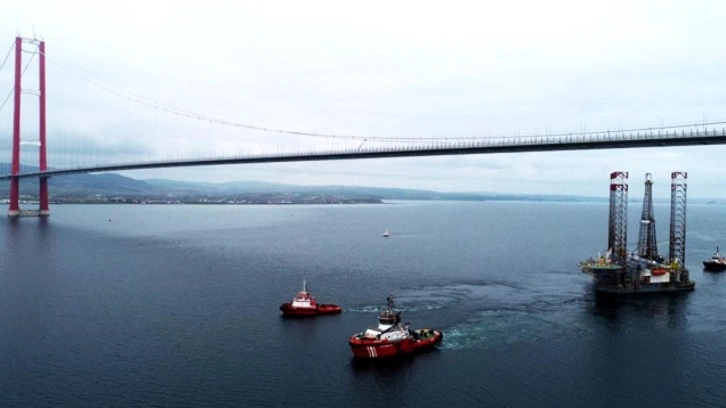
[142, 178, 608, 202]
[3, 163, 723, 204]
[0, 163, 616, 202]
[0, 171, 155, 196]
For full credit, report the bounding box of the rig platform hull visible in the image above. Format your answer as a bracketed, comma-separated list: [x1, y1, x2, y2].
[595, 281, 695, 296]
[587, 263, 695, 296]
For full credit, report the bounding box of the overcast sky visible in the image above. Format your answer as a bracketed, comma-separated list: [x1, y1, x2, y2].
[2, 0, 726, 198]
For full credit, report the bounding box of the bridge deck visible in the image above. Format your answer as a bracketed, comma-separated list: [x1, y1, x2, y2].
[2, 128, 725, 180]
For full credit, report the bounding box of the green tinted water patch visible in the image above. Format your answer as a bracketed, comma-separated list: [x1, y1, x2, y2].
[442, 306, 594, 351]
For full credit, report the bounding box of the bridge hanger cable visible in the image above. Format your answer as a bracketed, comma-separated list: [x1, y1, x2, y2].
[38, 49, 726, 143]
[0, 45, 37, 113]
[502, 120, 726, 139]
[39, 50, 431, 142]
[42, 50, 533, 143]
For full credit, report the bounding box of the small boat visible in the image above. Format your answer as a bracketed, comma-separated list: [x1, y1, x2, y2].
[348, 293, 442, 359]
[382, 230, 390, 237]
[279, 280, 342, 317]
[703, 246, 726, 272]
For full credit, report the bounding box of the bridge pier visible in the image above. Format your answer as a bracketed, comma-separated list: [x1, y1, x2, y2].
[39, 177, 49, 216]
[7, 36, 49, 218]
[8, 178, 20, 217]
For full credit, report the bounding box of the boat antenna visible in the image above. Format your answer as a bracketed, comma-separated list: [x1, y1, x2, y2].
[303, 279, 307, 293]
[386, 292, 395, 308]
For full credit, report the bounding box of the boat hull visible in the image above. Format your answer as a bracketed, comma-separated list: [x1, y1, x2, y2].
[703, 261, 726, 272]
[348, 329, 443, 359]
[279, 303, 342, 317]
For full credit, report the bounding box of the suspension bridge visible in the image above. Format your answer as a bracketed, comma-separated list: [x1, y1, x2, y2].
[3, 36, 726, 217]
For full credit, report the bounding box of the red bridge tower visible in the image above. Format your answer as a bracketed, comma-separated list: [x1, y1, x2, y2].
[8, 36, 48, 217]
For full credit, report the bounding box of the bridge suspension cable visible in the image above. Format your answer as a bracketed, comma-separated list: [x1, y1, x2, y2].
[0, 40, 15, 73]
[31, 48, 726, 145]
[0, 42, 37, 113]
[41, 50, 432, 143]
[0, 40, 16, 112]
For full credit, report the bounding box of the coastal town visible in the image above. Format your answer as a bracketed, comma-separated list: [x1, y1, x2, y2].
[2, 192, 383, 205]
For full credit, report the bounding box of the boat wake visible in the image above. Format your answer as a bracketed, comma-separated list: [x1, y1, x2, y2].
[346, 281, 592, 351]
[441, 305, 593, 351]
[347, 302, 450, 313]
[347, 282, 519, 313]
[346, 286, 468, 313]
[347, 305, 387, 313]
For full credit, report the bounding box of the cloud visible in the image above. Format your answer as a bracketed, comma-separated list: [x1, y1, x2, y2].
[2, 0, 726, 197]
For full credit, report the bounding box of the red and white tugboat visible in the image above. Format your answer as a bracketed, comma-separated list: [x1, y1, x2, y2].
[349, 293, 443, 359]
[279, 280, 342, 317]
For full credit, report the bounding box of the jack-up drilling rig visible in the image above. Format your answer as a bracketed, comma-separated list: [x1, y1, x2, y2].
[580, 172, 694, 295]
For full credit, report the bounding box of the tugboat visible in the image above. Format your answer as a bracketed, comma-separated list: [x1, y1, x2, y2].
[348, 293, 443, 359]
[279, 280, 342, 317]
[703, 247, 726, 272]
